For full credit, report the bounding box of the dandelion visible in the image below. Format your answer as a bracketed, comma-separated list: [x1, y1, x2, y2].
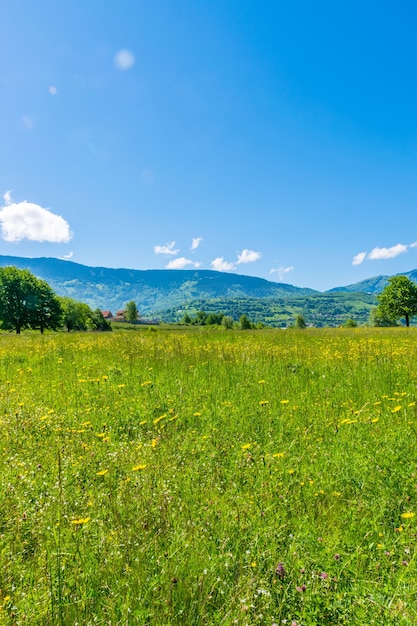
[132, 464, 147, 471]
[273, 452, 285, 458]
[259, 400, 269, 406]
[71, 517, 90, 525]
[392, 406, 402, 413]
[280, 399, 289, 404]
[96, 469, 108, 476]
[401, 512, 415, 519]
[241, 443, 251, 450]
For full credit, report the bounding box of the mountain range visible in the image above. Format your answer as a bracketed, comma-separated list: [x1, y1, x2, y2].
[0, 255, 412, 326]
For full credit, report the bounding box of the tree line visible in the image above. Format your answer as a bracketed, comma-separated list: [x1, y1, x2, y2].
[0, 266, 112, 334]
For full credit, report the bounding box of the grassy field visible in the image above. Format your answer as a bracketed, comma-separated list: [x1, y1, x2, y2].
[1, 327, 417, 625]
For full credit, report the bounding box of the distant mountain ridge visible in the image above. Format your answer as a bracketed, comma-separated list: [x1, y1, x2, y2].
[328, 270, 417, 294]
[0, 255, 414, 326]
[0, 255, 317, 314]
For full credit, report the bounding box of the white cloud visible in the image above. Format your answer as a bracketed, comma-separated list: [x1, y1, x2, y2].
[368, 244, 407, 260]
[236, 248, 261, 264]
[352, 251, 367, 266]
[154, 241, 179, 255]
[166, 257, 201, 269]
[352, 240, 417, 264]
[191, 237, 203, 250]
[3, 191, 12, 205]
[0, 196, 72, 243]
[114, 49, 135, 70]
[270, 266, 294, 280]
[62, 251, 74, 260]
[211, 257, 236, 272]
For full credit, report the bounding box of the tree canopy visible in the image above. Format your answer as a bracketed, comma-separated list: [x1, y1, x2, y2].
[125, 301, 139, 322]
[377, 275, 417, 327]
[0, 266, 111, 334]
[0, 267, 62, 334]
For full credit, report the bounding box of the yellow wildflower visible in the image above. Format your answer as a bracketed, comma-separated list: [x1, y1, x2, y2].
[401, 512, 415, 519]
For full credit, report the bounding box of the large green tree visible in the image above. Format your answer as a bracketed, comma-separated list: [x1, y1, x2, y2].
[0, 267, 64, 334]
[377, 275, 417, 327]
[0, 267, 38, 333]
[28, 278, 63, 334]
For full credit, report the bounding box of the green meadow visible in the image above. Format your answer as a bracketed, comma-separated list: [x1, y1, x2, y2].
[1, 327, 417, 625]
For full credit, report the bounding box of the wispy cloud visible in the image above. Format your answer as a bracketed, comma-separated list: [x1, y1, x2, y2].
[211, 257, 235, 272]
[0, 193, 72, 243]
[61, 251, 74, 260]
[114, 49, 135, 71]
[154, 241, 180, 255]
[352, 252, 367, 266]
[368, 244, 408, 260]
[3, 191, 12, 205]
[352, 242, 412, 265]
[236, 249, 261, 264]
[191, 237, 203, 250]
[269, 266, 294, 280]
[166, 257, 201, 269]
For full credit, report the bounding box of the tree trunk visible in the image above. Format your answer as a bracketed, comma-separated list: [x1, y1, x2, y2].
[406, 314, 410, 327]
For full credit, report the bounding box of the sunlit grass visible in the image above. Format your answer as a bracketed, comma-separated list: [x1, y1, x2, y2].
[1, 327, 417, 624]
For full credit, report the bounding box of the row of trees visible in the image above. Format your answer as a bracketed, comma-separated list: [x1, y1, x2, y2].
[181, 277, 417, 329]
[0, 267, 112, 333]
[180, 310, 259, 329]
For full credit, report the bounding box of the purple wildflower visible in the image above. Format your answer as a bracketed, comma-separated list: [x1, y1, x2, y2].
[275, 562, 286, 579]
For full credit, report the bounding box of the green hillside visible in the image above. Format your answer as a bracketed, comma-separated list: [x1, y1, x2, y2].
[328, 269, 417, 294]
[0, 255, 405, 327]
[161, 292, 377, 327]
[0, 255, 316, 313]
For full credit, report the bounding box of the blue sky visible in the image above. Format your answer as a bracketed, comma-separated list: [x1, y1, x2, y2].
[1, 0, 417, 291]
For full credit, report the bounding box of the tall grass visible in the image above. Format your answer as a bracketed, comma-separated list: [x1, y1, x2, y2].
[1, 327, 417, 624]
